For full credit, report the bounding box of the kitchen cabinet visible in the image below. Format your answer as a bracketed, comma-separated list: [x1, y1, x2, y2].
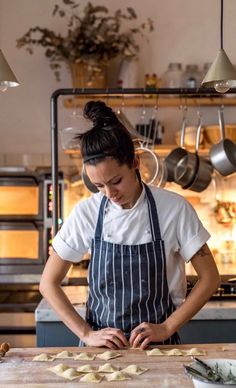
[2, 344, 236, 386]
[35, 286, 236, 347]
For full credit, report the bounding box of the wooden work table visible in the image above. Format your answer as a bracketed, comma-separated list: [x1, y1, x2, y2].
[0, 343, 236, 387]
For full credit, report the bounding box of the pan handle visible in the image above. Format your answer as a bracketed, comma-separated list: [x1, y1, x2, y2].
[179, 105, 187, 147]
[218, 105, 225, 140]
[195, 113, 202, 152]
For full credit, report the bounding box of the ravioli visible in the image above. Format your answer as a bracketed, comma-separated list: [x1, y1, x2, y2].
[80, 372, 103, 383]
[61, 367, 81, 380]
[122, 364, 148, 375]
[146, 348, 164, 356]
[54, 350, 75, 359]
[77, 364, 98, 373]
[32, 353, 54, 362]
[106, 371, 131, 381]
[74, 352, 96, 361]
[97, 351, 122, 360]
[48, 363, 70, 375]
[98, 363, 120, 373]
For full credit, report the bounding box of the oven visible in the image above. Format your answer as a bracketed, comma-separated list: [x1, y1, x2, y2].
[0, 168, 64, 277]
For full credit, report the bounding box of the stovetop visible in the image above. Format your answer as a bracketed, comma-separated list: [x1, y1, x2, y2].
[187, 278, 236, 300]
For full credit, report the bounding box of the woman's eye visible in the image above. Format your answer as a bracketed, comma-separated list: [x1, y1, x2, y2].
[112, 178, 122, 185]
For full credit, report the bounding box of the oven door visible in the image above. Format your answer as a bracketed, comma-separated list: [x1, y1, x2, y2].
[0, 222, 45, 274]
[0, 174, 43, 221]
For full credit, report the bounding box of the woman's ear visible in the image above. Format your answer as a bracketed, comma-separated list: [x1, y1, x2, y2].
[134, 155, 140, 169]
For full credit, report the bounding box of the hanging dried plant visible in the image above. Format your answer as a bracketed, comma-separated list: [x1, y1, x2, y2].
[16, 0, 153, 81]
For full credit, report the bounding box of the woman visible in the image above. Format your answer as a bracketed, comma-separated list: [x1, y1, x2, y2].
[40, 100, 220, 350]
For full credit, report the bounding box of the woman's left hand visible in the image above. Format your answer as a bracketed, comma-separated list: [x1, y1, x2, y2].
[129, 322, 170, 349]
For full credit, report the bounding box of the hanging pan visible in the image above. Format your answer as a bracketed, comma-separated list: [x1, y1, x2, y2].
[182, 120, 213, 193]
[173, 114, 201, 187]
[165, 107, 189, 182]
[209, 106, 236, 176]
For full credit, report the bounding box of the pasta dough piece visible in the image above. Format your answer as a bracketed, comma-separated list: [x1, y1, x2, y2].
[98, 363, 120, 373]
[122, 364, 148, 375]
[106, 371, 131, 381]
[77, 364, 98, 373]
[61, 367, 81, 380]
[54, 350, 75, 359]
[97, 351, 121, 360]
[80, 372, 103, 383]
[163, 348, 183, 356]
[74, 352, 96, 361]
[48, 363, 70, 375]
[32, 353, 55, 362]
[183, 348, 207, 356]
[146, 348, 164, 356]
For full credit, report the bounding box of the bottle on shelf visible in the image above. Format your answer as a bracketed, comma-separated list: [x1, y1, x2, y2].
[182, 64, 201, 88]
[162, 62, 184, 88]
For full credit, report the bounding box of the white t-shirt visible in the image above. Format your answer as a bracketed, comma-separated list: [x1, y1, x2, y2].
[53, 185, 210, 306]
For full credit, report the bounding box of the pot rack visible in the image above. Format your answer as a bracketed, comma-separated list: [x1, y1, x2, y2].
[51, 87, 236, 235]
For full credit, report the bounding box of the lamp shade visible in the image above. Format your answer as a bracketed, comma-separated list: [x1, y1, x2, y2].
[0, 49, 19, 88]
[201, 49, 236, 88]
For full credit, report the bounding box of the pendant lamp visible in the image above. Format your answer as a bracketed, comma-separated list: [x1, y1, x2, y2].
[0, 49, 19, 92]
[201, 0, 236, 93]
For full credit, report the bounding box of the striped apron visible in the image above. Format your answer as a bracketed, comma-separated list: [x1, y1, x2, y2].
[79, 184, 180, 346]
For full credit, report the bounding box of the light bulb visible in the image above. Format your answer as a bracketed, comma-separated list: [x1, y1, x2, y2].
[214, 81, 231, 93]
[0, 85, 8, 92]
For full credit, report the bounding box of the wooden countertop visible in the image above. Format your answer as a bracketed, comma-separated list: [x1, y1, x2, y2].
[1, 344, 236, 387]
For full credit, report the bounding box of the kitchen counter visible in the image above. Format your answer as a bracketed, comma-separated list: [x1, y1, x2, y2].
[35, 286, 236, 322]
[1, 344, 236, 386]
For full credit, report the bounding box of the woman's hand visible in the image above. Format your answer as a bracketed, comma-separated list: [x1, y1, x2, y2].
[82, 327, 129, 349]
[129, 322, 170, 350]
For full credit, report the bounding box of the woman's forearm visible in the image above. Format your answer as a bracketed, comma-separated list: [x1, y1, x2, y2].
[40, 283, 91, 340]
[164, 275, 219, 337]
[164, 245, 220, 337]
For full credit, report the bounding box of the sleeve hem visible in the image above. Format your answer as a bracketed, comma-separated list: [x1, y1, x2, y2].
[180, 228, 211, 262]
[52, 233, 83, 263]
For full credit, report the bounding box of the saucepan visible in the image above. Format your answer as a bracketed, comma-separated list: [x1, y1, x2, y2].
[174, 115, 202, 187]
[209, 106, 236, 177]
[165, 108, 189, 182]
[182, 119, 213, 193]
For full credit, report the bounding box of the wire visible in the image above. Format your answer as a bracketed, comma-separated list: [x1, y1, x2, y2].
[220, 0, 224, 49]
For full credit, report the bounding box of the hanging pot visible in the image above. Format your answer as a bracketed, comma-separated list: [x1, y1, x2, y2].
[209, 106, 236, 176]
[174, 116, 202, 186]
[182, 122, 213, 192]
[165, 113, 188, 182]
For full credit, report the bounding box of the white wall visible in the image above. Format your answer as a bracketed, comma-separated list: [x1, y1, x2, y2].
[1, 0, 236, 165]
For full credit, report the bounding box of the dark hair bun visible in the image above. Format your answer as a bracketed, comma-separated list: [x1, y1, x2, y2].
[83, 100, 118, 127]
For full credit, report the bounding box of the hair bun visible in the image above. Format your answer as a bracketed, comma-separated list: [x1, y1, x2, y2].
[83, 100, 118, 127]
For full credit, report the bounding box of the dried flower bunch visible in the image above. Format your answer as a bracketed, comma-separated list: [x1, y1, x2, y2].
[16, 0, 153, 81]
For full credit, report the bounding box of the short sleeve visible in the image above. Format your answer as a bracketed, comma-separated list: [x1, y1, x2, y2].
[177, 199, 210, 262]
[52, 201, 94, 263]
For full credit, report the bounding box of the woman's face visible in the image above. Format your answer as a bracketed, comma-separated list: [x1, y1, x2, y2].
[85, 157, 141, 209]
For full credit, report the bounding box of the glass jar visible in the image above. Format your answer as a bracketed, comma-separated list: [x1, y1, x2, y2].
[182, 64, 201, 88]
[163, 63, 184, 88]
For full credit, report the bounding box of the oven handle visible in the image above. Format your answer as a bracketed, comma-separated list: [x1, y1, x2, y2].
[0, 176, 38, 186]
[0, 221, 44, 230]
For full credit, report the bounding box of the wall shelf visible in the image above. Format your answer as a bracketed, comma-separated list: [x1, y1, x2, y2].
[64, 144, 210, 157]
[63, 95, 236, 108]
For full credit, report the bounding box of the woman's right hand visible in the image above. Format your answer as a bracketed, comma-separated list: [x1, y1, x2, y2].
[82, 327, 129, 349]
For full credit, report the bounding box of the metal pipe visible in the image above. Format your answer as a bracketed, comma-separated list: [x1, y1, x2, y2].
[50, 87, 236, 236]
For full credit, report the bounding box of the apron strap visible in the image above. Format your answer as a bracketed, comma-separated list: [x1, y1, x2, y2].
[94, 195, 108, 239]
[144, 183, 162, 240]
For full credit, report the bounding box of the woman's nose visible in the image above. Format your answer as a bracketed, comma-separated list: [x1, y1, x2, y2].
[105, 186, 117, 198]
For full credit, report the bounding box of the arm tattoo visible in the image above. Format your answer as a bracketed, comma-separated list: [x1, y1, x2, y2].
[192, 244, 209, 259]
